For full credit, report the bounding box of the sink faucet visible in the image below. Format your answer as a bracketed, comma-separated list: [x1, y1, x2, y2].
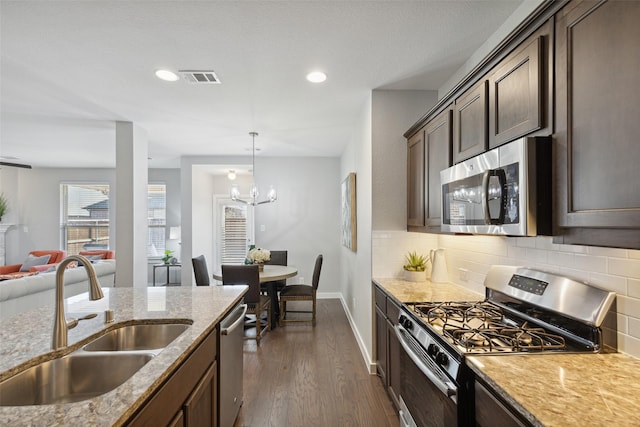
[53, 255, 104, 350]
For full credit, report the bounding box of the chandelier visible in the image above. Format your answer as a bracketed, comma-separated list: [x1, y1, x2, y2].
[230, 132, 277, 206]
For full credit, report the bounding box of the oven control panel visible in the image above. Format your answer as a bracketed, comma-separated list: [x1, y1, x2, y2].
[397, 311, 461, 381]
[508, 274, 548, 295]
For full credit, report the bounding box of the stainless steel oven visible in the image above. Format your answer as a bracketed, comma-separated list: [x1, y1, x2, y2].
[395, 314, 473, 427]
[395, 266, 617, 427]
[440, 136, 551, 236]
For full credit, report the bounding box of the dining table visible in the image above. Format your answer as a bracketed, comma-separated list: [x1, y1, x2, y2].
[212, 264, 298, 328]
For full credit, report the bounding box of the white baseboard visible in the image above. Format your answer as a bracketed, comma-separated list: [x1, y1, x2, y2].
[317, 292, 341, 299]
[337, 295, 377, 375]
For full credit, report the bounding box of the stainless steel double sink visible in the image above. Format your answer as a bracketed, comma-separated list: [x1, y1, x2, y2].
[0, 321, 192, 406]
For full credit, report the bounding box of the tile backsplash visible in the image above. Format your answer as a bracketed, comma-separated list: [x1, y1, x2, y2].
[372, 231, 640, 358]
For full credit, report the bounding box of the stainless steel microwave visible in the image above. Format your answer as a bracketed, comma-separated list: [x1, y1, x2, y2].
[440, 136, 551, 236]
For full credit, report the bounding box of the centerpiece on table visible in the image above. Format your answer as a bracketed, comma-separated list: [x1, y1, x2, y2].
[403, 251, 430, 282]
[246, 245, 270, 271]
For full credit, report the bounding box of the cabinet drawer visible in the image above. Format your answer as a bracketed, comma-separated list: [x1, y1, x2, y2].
[386, 299, 400, 325]
[127, 329, 217, 426]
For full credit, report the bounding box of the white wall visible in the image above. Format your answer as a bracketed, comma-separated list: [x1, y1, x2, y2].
[253, 157, 341, 294]
[182, 156, 342, 291]
[339, 90, 439, 371]
[191, 166, 216, 276]
[372, 89, 438, 230]
[340, 93, 374, 368]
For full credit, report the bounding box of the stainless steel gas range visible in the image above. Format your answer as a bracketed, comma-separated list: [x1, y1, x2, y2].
[394, 265, 617, 427]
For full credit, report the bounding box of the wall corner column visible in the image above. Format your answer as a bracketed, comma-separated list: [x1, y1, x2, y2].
[115, 121, 148, 287]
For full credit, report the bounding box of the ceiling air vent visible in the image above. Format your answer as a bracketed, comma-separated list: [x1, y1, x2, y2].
[179, 70, 221, 84]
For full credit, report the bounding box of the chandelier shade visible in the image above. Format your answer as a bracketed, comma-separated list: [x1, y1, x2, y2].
[230, 132, 277, 206]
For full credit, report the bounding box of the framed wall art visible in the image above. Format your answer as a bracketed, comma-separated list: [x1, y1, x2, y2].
[341, 172, 357, 251]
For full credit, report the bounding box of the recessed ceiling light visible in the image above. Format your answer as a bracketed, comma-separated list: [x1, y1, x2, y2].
[306, 71, 327, 83]
[155, 69, 179, 82]
[228, 170, 237, 180]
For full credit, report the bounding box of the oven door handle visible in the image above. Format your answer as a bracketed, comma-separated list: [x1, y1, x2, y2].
[394, 324, 458, 401]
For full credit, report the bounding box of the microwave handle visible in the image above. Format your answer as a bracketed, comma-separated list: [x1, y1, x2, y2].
[482, 169, 507, 225]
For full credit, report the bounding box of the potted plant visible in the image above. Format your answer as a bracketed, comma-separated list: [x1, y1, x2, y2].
[403, 251, 430, 282]
[161, 249, 174, 264]
[0, 193, 7, 222]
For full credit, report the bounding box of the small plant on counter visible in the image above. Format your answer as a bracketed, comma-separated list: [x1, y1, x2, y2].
[161, 249, 174, 264]
[403, 251, 430, 272]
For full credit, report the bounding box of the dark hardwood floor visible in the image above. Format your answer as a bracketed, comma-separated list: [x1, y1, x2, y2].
[233, 299, 399, 427]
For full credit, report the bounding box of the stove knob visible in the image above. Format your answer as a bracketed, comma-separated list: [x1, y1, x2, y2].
[436, 351, 449, 367]
[403, 318, 413, 331]
[427, 343, 438, 357]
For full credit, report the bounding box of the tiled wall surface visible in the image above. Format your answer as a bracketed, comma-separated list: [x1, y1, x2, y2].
[372, 231, 640, 358]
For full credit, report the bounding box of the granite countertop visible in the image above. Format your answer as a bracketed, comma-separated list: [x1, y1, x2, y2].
[0, 285, 247, 426]
[373, 277, 483, 304]
[466, 353, 640, 427]
[373, 277, 640, 427]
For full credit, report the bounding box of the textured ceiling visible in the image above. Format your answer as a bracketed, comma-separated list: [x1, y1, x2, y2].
[0, 1, 523, 168]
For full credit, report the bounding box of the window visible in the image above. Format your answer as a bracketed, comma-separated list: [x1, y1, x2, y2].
[214, 197, 254, 271]
[61, 183, 167, 257]
[147, 184, 167, 257]
[61, 184, 110, 255]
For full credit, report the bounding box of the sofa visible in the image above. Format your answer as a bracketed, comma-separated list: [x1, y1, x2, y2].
[0, 250, 67, 278]
[0, 259, 116, 319]
[79, 250, 115, 260]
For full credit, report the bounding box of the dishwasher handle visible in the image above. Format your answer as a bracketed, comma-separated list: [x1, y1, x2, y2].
[221, 304, 248, 335]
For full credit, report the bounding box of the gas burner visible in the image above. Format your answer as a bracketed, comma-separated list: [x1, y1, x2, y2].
[413, 301, 505, 328]
[499, 323, 566, 351]
[459, 331, 489, 348]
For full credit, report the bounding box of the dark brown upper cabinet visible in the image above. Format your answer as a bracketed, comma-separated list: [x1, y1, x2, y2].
[554, 0, 640, 248]
[488, 18, 553, 149]
[425, 108, 453, 230]
[488, 31, 544, 148]
[407, 129, 425, 228]
[453, 80, 488, 163]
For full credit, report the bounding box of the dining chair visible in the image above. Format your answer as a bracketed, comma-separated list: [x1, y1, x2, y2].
[264, 250, 288, 290]
[222, 264, 271, 345]
[279, 254, 323, 326]
[191, 255, 210, 286]
[262, 250, 288, 323]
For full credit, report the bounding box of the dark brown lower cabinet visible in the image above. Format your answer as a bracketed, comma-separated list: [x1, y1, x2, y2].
[184, 363, 217, 426]
[374, 284, 401, 410]
[375, 305, 388, 385]
[475, 380, 527, 427]
[386, 300, 401, 408]
[127, 328, 218, 426]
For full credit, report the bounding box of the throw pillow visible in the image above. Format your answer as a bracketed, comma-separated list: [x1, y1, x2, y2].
[19, 254, 51, 272]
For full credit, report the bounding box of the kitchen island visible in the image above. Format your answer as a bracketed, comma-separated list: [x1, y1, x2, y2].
[0, 285, 247, 426]
[374, 277, 640, 427]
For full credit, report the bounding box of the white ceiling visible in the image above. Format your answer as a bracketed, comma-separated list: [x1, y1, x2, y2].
[0, 1, 523, 169]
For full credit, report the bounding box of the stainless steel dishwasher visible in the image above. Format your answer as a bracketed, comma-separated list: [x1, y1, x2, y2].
[219, 303, 247, 427]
